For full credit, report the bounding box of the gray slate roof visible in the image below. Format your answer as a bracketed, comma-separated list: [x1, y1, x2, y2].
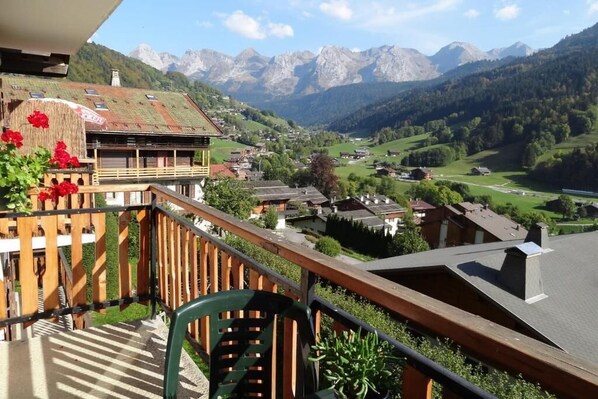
[360, 232, 598, 366]
[451, 202, 528, 241]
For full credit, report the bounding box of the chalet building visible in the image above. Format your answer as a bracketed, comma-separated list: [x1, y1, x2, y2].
[387, 150, 401, 157]
[584, 203, 598, 218]
[376, 167, 396, 177]
[354, 148, 369, 158]
[411, 167, 433, 180]
[409, 199, 436, 224]
[0, 75, 221, 205]
[471, 166, 491, 176]
[361, 225, 598, 366]
[339, 151, 353, 159]
[247, 180, 299, 215]
[334, 194, 406, 235]
[421, 202, 528, 248]
[247, 180, 327, 216]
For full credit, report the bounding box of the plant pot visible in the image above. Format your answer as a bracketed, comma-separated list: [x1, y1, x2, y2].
[367, 391, 391, 399]
[366, 391, 390, 399]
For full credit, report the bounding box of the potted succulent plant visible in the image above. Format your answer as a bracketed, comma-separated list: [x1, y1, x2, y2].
[0, 110, 79, 212]
[310, 328, 401, 399]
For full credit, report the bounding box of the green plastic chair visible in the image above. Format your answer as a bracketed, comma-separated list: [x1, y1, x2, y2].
[163, 289, 335, 398]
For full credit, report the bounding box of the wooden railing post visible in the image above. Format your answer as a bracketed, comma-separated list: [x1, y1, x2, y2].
[402, 365, 433, 399]
[150, 192, 158, 318]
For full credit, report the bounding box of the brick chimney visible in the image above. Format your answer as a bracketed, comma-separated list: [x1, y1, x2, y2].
[110, 69, 121, 87]
[499, 242, 545, 302]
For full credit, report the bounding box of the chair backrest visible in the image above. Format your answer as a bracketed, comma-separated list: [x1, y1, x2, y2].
[163, 289, 318, 399]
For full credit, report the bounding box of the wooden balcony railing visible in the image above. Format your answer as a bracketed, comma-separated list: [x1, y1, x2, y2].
[0, 184, 597, 399]
[93, 166, 210, 184]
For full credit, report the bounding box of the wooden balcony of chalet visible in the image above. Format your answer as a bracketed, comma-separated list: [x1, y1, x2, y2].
[1, 184, 598, 398]
[93, 165, 210, 184]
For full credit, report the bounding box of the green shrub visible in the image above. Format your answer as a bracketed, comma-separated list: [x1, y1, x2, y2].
[263, 207, 278, 230]
[315, 236, 341, 257]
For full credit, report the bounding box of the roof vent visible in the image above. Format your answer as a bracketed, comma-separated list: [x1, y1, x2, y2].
[110, 69, 121, 87]
[499, 242, 545, 302]
[524, 222, 549, 249]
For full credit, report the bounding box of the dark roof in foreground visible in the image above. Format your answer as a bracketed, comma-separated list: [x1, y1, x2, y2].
[360, 231, 598, 365]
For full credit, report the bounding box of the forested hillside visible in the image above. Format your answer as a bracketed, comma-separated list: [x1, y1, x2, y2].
[325, 24, 598, 190]
[69, 43, 226, 109]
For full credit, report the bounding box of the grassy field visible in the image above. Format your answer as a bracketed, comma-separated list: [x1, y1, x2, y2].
[328, 133, 598, 222]
[210, 138, 247, 164]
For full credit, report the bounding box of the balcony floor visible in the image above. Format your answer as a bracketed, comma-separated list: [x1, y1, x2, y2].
[0, 318, 208, 398]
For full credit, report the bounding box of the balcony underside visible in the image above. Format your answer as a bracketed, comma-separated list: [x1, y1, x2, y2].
[0, 318, 207, 399]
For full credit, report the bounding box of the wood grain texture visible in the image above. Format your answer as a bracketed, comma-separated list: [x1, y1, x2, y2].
[71, 213, 86, 329]
[92, 212, 107, 313]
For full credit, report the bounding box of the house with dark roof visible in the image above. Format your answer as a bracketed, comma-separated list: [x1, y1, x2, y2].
[387, 150, 401, 157]
[421, 202, 528, 248]
[584, 203, 598, 218]
[411, 167, 433, 180]
[360, 225, 598, 366]
[409, 199, 436, 224]
[376, 167, 396, 177]
[0, 74, 221, 204]
[334, 194, 406, 235]
[247, 181, 328, 215]
[471, 167, 491, 176]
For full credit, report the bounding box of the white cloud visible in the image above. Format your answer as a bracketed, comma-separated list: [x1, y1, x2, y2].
[464, 8, 480, 19]
[319, 0, 353, 20]
[224, 10, 265, 39]
[268, 22, 294, 38]
[360, 0, 461, 30]
[495, 4, 521, 21]
[197, 20, 214, 29]
[588, 1, 598, 14]
[222, 10, 293, 40]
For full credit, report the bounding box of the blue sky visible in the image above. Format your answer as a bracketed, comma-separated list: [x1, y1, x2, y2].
[94, 0, 598, 57]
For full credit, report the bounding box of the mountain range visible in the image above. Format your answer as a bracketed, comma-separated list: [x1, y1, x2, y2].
[130, 41, 534, 101]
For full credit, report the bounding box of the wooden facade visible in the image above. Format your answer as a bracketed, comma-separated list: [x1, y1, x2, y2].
[0, 76, 221, 200]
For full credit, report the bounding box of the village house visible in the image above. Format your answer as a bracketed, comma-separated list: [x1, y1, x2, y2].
[0, 74, 221, 205]
[354, 148, 370, 158]
[376, 167, 397, 177]
[420, 202, 528, 248]
[333, 194, 406, 235]
[411, 167, 433, 180]
[471, 166, 491, 176]
[387, 149, 401, 157]
[409, 199, 436, 224]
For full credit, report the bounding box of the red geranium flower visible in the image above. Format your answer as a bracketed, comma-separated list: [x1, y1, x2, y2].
[1, 129, 24, 148]
[39, 181, 79, 203]
[50, 141, 79, 169]
[27, 110, 49, 129]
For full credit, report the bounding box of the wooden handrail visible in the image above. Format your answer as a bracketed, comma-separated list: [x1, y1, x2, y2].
[149, 184, 598, 399]
[95, 166, 209, 181]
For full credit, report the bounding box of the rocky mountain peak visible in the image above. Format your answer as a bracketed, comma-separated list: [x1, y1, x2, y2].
[130, 41, 533, 100]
